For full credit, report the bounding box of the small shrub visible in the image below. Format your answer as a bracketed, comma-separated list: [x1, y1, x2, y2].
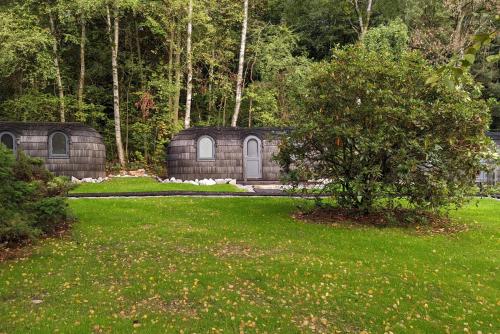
[31, 197, 69, 234]
[0, 145, 73, 246]
[0, 212, 40, 244]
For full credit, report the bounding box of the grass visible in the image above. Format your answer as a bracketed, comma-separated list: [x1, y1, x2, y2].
[70, 177, 243, 194]
[0, 198, 499, 333]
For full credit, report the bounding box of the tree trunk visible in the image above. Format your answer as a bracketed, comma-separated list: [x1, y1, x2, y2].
[168, 28, 174, 114]
[77, 16, 86, 115]
[49, 11, 65, 122]
[222, 96, 227, 127]
[106, 5, 126, 168]
[184, 0, 193, 129]
[451, 2, 467, 55]
[248, 96, 253, 127]
[351, 0, 374, 40]
[208, 49, 215, 116]
[135, 21, 145, 89]
[173, 38, 181, 126]
[231, 0, 249, 127]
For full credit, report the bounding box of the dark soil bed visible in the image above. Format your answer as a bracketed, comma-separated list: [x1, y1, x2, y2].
[293, 207, 468, 235]
[0, 221, 73, 262]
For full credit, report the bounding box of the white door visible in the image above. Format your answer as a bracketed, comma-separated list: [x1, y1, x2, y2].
[244, 136, 262, 179]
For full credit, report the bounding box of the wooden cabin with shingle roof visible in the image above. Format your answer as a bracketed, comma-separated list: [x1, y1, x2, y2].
[0, 122, 106, 179]
[167, 127, 287, 181]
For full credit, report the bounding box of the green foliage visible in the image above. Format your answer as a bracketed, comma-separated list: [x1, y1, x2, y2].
[277, 46, 493, 213]
[245, 25, 312, 126]
[363, 19, 409, 57]
[0, 145, 73, 245]
[427, 30, 498, 89]
[0, 5, 54, 82]
[0, 0, 497, 172]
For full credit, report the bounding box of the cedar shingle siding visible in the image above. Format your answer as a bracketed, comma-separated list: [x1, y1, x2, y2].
[0, 122, 106, 179]
[480, 132, 500, 185]
[167, 127, 285, 181]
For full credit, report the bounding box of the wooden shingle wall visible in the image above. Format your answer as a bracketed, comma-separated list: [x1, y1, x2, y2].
[167, 127, 286, 181]
[0, 122, 106, 179]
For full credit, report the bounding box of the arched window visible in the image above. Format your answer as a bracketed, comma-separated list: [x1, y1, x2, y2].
[0, 132, 16, 153]
[197, 135, 215, 160]
[49, 132, 69, 158]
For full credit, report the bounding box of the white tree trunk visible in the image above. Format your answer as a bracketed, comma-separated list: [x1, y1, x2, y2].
[106, 5, 126, 168]
[49, 12, 65, 122]
[174, 40, 181, 126]
[77, 16, 86, 114]
[184, 0, 193, 129]
[351, 0, 374, 40]
[231, 0, 249, 127]
[168, 28, 174, 115]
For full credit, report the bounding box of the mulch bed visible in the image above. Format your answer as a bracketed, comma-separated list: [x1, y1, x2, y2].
[293, 207, 469, 235]
[0, 221, 73, 263]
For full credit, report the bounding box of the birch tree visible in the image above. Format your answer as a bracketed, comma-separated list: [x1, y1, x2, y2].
[106, 4, 126, 167]
[77, 15, 86, 115]
[231, 0, 248, 127]
[184, 0, 193, 129]
[350, 0, 375, 40]
[48, 10, 66, 122]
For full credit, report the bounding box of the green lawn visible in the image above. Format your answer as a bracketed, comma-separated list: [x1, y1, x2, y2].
[0, 198, 499, 333]
[70, 177, 243, 194]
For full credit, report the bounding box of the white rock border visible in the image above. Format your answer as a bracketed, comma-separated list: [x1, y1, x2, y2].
[157, 177, 238, 187]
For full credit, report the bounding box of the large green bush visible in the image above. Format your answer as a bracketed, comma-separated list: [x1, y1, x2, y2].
[0, 145, 73, 245]
[276, 46, 494, 213]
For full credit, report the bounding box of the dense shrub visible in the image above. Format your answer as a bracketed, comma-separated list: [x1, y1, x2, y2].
[0, 145, 73, 245]
[277, 46, 495, 214]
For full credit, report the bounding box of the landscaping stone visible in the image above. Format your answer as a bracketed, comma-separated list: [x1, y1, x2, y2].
[199, 178, 217, 186]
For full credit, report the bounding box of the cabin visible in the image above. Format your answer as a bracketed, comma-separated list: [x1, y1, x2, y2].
[167, 127, 287, 181]
[0, 122, 106, 179]
[477, 131, 500, 185]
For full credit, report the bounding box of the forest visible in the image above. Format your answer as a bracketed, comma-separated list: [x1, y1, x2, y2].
[0, 0, 498, 170]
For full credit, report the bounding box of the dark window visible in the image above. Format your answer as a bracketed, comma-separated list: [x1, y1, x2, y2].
[49, 132, 69, 158]
[197, 136, 215, 160]
[0, 132, 16, 152]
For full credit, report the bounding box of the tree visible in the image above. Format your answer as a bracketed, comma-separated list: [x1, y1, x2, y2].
[349, 0, 376, 40]
[231, 0, 249, 127]
[184, 0, 193, 129]
[77, 13, 86, 115]
[276, 46, 493, 213]
[0, 5, 53, 92]
[363, 19, 409, 57]
[48, 8, 66, 122]
[106, 3, 126, 167]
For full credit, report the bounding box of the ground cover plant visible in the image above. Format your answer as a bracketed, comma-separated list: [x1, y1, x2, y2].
[0, 146, 73, 245]
[70, 177, 243, 194]
[0, 197, 498, 333]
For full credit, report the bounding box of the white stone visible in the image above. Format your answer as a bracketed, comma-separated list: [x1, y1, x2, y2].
[71, 176, 81, 184]
[215, 179, 226, 184]
[199, 178, 216, 186]
[228, 179, 237, 185]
